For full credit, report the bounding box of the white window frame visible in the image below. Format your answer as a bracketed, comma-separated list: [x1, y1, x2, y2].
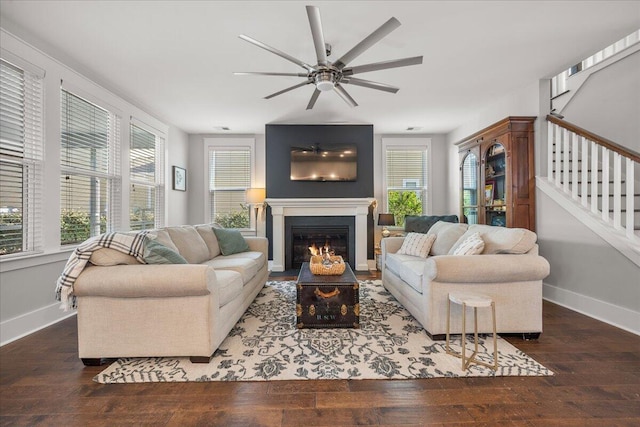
[129, 118, 166, 230]
[381, 137, 432, 224]
[59, 83, 122, 246]
[203, 137, 256, 230]
[0, 55, 44, 258]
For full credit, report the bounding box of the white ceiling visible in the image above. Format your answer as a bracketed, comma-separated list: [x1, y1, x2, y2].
[1, 1, 639, 135]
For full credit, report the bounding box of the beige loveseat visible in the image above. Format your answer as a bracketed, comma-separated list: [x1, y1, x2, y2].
[381, 221, 550, 339]
[73, 224, 268, 365]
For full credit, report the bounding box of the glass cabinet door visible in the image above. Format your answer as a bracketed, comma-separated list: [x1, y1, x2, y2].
[484, 142, 506, 227]
[461, 152, 479, 224]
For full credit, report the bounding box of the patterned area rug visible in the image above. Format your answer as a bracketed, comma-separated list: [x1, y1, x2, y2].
[95, 280, 552, 383]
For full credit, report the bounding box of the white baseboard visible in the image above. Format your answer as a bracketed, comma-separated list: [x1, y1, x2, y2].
[543, 282, 640, 336]
[0, 302, 76, 347]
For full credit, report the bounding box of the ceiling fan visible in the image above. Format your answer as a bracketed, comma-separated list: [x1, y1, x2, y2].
[235, 5, 423, 109]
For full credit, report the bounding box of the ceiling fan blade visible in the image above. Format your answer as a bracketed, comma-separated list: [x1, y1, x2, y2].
[343, 56, 423, 76]
[306, 6, 328, 66]
[239, 34, 315, 72]
[333, 17, 401, 69]
[234, 72, 309, 77]
[341, 77, 399, 93]
[333, 85, 358, 108]
[306, 89, 321, 110]
[264, 81, 312, 99]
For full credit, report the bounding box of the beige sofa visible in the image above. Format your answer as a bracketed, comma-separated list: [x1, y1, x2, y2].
[73, 224, 268, 365]
[381, 221, 550, 339]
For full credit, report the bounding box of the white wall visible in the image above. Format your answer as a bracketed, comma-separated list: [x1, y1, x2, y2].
[561, 50, 640, 151]
[0, 29, 189, 345]
[445, 52, 640, 334]
[166, 126, 189, 226]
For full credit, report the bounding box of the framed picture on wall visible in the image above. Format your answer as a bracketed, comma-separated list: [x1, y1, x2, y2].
[172, 166, 186, 191]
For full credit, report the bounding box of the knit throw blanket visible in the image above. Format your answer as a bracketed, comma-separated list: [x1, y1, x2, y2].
[55, 231, 149, 311]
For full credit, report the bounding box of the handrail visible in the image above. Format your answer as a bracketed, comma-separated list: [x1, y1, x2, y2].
[547, 115, 640, 162]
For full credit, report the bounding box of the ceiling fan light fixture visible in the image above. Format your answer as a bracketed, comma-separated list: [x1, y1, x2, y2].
[314, 72, 335, 91]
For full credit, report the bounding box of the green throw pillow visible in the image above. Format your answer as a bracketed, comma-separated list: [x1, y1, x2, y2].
[213, 227, 249, 256]
[143, 238, 188, 264]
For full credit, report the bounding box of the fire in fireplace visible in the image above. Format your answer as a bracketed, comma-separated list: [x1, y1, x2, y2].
[285, 216, 355, 270]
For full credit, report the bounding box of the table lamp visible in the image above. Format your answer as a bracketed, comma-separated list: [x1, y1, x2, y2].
[378, 213, 395, 238]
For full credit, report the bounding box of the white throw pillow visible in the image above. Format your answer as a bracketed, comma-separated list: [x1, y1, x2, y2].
[397, 233, 437, 258]
[452, 232, 485, 256]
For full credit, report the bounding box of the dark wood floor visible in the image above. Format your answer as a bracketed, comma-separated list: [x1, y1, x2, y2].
[1, 271, 639, 426]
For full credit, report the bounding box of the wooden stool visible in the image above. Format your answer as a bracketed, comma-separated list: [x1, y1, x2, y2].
[445, 292, 498, 371]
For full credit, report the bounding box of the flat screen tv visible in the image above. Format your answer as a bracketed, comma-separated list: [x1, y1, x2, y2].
[290, 143, 357, 182]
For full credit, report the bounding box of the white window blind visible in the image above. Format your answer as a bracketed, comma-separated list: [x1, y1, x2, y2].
[209, 148, 250, 228]
[130, 123, 165, 230]
[0, 59, 43, 256]
[385, 148, 428, 227]
[60, 88, 121, 245]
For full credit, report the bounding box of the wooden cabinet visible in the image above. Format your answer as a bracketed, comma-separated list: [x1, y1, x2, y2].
[456, 116, 536, 231]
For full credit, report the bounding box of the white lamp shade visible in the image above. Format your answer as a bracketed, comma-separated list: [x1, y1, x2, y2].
[245, 188, 266, 204]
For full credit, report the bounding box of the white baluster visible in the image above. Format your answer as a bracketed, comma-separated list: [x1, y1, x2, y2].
[601, 148, 610, 223]
[563, 128, 570, 193]
[556, 126, 563, 188]
[571, 132, 579, 201]
[591, 140, 599, 214]
[612, 152, 622, 229]
[625, 158, 635, 239]
[581, 136, 589, 207]
[547, 122, 554, 183]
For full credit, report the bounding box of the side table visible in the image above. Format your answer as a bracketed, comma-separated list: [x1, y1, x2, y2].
[445, 292, 498, 371]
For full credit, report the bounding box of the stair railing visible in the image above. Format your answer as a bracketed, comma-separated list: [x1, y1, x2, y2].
[547, 115, 640, 240]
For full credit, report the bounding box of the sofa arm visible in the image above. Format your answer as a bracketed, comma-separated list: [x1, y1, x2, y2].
[424, 254, 550, 283]
[245, 236, 268, 259]
[74, 264, 217, 298]
[381, 237, 404, 258]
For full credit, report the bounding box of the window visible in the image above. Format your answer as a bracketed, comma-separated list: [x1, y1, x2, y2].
[383, 141, 429, 227]
[208, 148, 251, 228]
[0, 59, 44, 256]
[129, 123, 164, 230]
[60, 88, 121, 245]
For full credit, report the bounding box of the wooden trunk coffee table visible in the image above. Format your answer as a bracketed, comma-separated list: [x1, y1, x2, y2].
[296, 262, 360, 329]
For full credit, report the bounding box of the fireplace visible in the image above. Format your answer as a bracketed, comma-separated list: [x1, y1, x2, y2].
[266, 198, 375, 272]
[286, 216, 355, 270]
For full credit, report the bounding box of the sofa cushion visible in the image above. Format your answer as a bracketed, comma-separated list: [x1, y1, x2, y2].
[165, 226, 210, 264]
[143, 238, 188, 264]
[152, 229, 180, 253]
[89, 248, 140, 266]
[458, 224, 537, 254]
[213, 270, 244, 308]
[219, 250, 266, 270]
[451, 232, 485, 256]
[426, 221, 468, 255]
[397, 232, 436, 258]
[206, 255, 259, 283]
[404, 215, 458, 233]
[386, 253, 425, 294]
[213, 228, 250, 256]
[195, 224, 221, 258]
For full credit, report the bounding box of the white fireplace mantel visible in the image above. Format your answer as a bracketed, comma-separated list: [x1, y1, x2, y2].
[266, 198, 376, 272]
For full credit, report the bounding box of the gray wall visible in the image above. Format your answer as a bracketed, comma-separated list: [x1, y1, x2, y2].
[561, 50, 640, 151]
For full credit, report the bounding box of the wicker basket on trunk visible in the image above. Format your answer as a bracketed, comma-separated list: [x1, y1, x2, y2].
[310, 255, 346, 275]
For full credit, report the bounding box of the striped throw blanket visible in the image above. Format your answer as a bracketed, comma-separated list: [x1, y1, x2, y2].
[55, 231, 149, 311]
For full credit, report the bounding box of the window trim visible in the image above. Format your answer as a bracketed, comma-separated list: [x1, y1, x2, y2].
[381, 137, 432, 222]
[0, 57, 44, 258]
[203, 137, 256, 229]
[59, 85, 122, 247]
[128, 118, 167, 230]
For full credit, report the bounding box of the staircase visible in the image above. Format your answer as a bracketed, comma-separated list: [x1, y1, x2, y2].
[540, 114, 640, 266]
